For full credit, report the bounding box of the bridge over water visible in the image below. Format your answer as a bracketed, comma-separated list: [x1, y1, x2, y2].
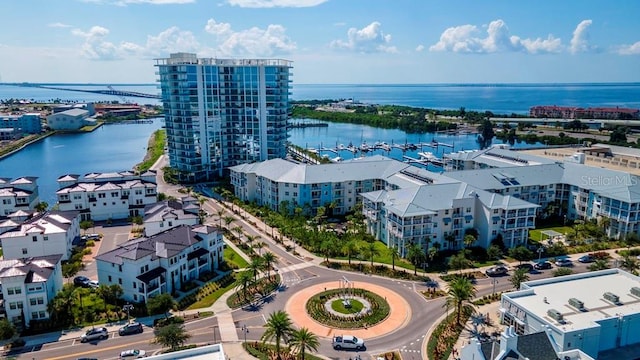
[2, 83, 161, 100]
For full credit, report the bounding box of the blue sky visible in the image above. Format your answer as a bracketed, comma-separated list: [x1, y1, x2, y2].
[0, 0, 639, 84]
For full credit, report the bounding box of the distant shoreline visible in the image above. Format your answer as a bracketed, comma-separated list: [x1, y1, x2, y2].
[2, 82, 640, 87]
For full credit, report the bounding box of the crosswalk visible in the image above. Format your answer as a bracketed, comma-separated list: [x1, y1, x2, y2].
[399, 334, 426, 354]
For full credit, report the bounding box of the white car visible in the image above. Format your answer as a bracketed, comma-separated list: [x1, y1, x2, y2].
[88, 280, 99, 289]
[120, 349, 146, 358]
[332, 335, 365, 350]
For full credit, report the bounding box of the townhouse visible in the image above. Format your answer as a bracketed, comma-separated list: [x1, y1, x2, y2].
[56, 171, 158, 222]
[0, 177, 40, 218]
[0, 211, 80, 261]
[95, 224, 224, 303]
[0, 255, 63, 328]
[143, 197, 200, 237]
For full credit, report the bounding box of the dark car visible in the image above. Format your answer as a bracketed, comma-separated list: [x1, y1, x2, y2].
[485, 265, 509, 277]
[119, 322, 143, 336]
[555, 258, 574, 267]
[74, 276, 91, 287]
[534, 261, 553, 270]
[515, 263, 534, 272]
[578, 254, 595, 263]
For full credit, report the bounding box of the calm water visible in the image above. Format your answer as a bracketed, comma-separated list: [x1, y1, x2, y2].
[2, 83, 640, 114]
[0, 119, 164, 204]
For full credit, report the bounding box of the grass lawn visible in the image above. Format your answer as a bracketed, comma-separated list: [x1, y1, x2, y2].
[223, 245, 249, 269]
[331, 298, 364, 314]
[529, 226, 573, 242]
[334, 240, 420, 272]
[186, 275, 238, 310]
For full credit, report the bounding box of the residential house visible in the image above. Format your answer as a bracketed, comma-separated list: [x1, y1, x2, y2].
[143, 198, 200, 236]
[0, 177, 40, 219]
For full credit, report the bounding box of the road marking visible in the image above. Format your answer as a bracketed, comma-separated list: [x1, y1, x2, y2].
[45, 338, 150, 360]
[262, 314, 267, 323]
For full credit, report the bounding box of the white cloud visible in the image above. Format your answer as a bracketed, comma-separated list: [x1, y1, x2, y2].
[204, 19, 296, 56]
[49, 22, 72, 28]
[142, 27, 200, 57]
[415, 44, 425, 52]
[72, 26, 122, 60]
[225, 0, 328, 8]
[570, 19, 594, 54]
[429, 19, 563, 54]
[331, 21, 397, 53]
[618, 41, 640, 55]
[80, 0, 194, 5]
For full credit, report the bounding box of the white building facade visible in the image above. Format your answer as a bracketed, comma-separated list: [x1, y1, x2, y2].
[0, 255, 63, 328]
[0, 177, 40, 218]
[143, 198, 200, 237]
[56, 171, 158, 222]
[0, 211, 80, 261]
[95, 224, 224, 303]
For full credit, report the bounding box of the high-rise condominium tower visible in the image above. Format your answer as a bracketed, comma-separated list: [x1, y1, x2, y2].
[155, 53, 292, 182]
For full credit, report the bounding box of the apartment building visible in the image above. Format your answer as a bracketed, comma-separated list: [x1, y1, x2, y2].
[56, 171, 158, 221]
[0, 177, 40, 218]
[155, 52, 292, 182]
[95, 224, 224, 303]
[143, 197, 200, 236]
[0, 211, 80, 261]
[0, 255, 63, 328]
[0, 113, 42, 134]
[444, 147, 556, 172]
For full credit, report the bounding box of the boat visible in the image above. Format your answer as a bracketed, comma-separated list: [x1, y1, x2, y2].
[360, 141, 370, 152]
[418, 151, 438, 161]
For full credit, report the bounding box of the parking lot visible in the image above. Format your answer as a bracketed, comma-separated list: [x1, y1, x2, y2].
[77, 223, 132, 282]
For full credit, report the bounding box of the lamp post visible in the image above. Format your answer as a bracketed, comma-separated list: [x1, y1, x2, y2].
[241, 324, 248, 344]
[492, 278, 498, 296]
[537, 247, 544, 262]
[123, 303, 134, 324]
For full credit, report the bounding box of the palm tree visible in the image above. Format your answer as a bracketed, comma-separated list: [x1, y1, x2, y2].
[445, 277, 476, 325]
[216, 209, 226, 228]
[363, 240, 380, 267]
[262, 252, 277, 280]
[463, 234, 477, 249]
[223, 215, 235, 229]
[510, 268, 530, 290]
[389, 245, 400, 271]
[232, 226, 244, 241]
[341, 238, 360, 265]
[589, 259, 610, 271]
[406, 242, 425, 275]
[237, 270, 254, 300]
[290, 327, 320, 360]
[249, 257, 264, 282]
[621, 255, 639, 275]
[261, 310, 294, 360]
[253, 241, 266, 255]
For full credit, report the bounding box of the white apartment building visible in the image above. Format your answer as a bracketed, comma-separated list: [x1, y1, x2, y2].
[0, 211, 80, 261]
[143, 197, 200, 236]
[0, 255, 63, 328]
[56, 171, 158, 222]
[95, 224, 224, 303]
[500, 269, 640, 359]
[0, 176, 40, 218]
[444, 146, 556, 171]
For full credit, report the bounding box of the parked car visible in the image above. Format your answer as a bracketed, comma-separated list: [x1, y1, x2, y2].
[80, 327, 108, 342]
[119, 322, 144, 336]
[555, 258, 574, 267]
[534, 261, 553, 270]
[74, 276, 91, 287]
[120, 349, 146, 358]
[88, 280, 99, 289]
[578, 254, 595, 263]
[485, 265, 509, 277]
[332, 335, 365, 350]
[515, 263, 534, 272]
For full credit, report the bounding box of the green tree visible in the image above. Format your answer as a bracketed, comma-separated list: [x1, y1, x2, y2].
[262, 251, 277, 280]
[62, 262, 82, 281]
[248, 257, 264, 282]
[389, 245, 400, 271]
[153, 323, 191, 351]
[341, 238, 360, 265]
[237, 270, 254, 300]
[588, 259, 610, 271]
[35, 201, 49, 212]
[406, 242, 425, 275]
[463, 234, 476, 249]
[449, 252, 470, 273]
[362, 240, 380, 267]
[621, 256, 640, 275]
[290, 327, 320, 360]
[80, 220, 95, 234]
[96, 284, 123, 315]
[261, 310, 294, 360]
[510, 268, 530, 290]
[553, 268, 574, 277]
[509, 246, 534, 264]
[0, 318, 16, 340]
[147, 293, 175, 318]
[487, 245, 503, 261]
[223, 215, 235, 229]
[47, 284, 76, 326]
[445, 277, 476, 325]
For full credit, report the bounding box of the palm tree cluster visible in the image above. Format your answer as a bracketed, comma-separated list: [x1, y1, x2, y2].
[259, 310, 319, 360]
[234, 251, 279, 306]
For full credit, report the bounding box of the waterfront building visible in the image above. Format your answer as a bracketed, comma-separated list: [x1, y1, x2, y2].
[530, 105, 640, 120]
[46, 108, 97, 131]
[444, 146, 556, 172]
[155, 52, 292, 182]
[143, 197, 200, 236]
[0, 177, 40, 218]
[0, 113, 42, 134]
[0, 211, 80, 261]
[0, 254, 63, 328]
[95, 224, 224, 303]
[500, 269, 640, 358]
[55, 171, 157, 222]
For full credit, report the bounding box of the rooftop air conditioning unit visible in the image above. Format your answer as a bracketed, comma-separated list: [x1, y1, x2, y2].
[631, 287, 640, 297]
[569, 298, 585, 310]
[547, 309, 563, 322]
[604, 292, 620, 304]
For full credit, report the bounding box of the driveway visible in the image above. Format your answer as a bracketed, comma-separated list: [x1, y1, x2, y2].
[78, 224, 132, 281]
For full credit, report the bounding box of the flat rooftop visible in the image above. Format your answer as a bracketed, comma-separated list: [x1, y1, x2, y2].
[505, 269, 640, 331]
[144, 344, 225, 360]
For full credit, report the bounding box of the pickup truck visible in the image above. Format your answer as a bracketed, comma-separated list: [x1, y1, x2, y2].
[332, 335, 365, 350]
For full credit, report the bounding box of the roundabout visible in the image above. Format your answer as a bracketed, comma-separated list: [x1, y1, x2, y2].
[285, 280, 411, 339]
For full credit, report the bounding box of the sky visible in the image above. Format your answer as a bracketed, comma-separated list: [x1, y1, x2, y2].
[0, 0, 639, 84]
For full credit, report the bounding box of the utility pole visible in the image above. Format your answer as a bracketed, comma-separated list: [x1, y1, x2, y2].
[241, 324, 248, 344]
[123, 303, 134, 324]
